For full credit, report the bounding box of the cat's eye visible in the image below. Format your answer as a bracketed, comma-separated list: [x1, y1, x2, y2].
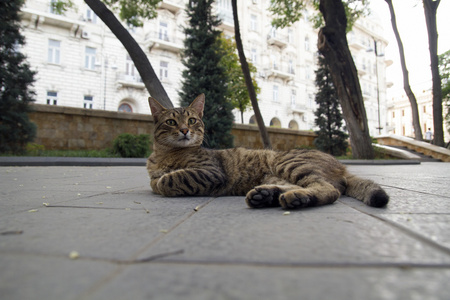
[188, 118, 197, 125]
[166, 119, 177, 126]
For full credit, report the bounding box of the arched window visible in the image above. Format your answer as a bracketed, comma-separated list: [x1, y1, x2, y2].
[249, 115, 256, 125]
[118, 103, 133, 113]
[288, 120, 299, 130]
[270, 118, 281, 128]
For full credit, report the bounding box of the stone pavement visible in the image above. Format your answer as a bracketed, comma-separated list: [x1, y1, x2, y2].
[1, 162, 450, 300]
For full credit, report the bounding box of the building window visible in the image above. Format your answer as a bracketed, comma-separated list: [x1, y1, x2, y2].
[83, 95, 93, 109]
[251, 48, 257, 64]
[47, 39, 61, 64]
[291, 89, 296, 106]
[125, 54, 137, 79]
[305, 66, 311, 80]
[305, 36, 310, 51]
[85, 47, 96, 70]
[118, 103, 133, 113]
[288, 59, 294, 74]
[288, 29, 293, 43]
[159, 61, 168, 81]
[270, 26, 277, 38]
[270, 118, 281, 127]
[273, 85, 279, 102]
[86, 7, 97, 23]
[46, 91, 58, 105]
[159, 22, 169, 41]
[250, 15, 258, 31]
[392, 111, 395, 118]
[308, 94, 313, 108]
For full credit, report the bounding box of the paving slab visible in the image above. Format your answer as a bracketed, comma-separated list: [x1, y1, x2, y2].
[0, 162, 449, 300]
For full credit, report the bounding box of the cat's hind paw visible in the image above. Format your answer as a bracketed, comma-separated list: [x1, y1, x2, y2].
[279, 190, 315, 209]
[245, 186, 281, 208]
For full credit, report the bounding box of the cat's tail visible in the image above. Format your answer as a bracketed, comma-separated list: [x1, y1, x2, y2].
[344, 173, 389, 207]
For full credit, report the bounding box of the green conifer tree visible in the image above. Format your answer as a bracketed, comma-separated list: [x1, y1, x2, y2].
[314, 55, 348, 156]
[0, 0, 36, 154]
[179, 0, 234, 149]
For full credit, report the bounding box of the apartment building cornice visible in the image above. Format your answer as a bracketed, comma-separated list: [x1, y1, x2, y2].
[20, 7, 84, 35]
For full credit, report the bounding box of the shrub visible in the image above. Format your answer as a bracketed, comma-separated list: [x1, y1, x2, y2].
[112, 133, 151, 158]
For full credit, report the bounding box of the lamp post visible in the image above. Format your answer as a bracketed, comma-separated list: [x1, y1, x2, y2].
[96, 56, 117, 110]
[371, 40, 384, 135]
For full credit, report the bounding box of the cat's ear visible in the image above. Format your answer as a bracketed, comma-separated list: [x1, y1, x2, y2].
[189, 94, 205, 118]
[148, 97, 167, 122]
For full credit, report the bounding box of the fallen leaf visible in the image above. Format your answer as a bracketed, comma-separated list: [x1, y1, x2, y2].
[283, 211, 290, 215]
[28, 209, 38, 213]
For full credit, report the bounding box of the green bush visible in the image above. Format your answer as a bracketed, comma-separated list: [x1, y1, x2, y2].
[112, 133, 151, 158]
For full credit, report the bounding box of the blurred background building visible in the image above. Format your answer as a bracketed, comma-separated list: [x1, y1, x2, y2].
[19, 0, 391, 136]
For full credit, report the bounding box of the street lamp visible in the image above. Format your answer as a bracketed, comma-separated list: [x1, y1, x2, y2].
[96, 56, 117, 110]
[368, 40, 384, 135]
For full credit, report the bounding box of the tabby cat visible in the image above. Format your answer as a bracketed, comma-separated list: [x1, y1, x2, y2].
[146, 94, 389, 209]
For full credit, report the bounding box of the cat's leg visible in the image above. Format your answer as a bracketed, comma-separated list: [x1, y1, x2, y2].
[156, 168, 226, 197]
[278, 176, 341, 209]
[245, 176, 298, 208]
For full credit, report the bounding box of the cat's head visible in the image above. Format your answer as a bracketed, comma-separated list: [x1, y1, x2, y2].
[148, 94, 205, 149]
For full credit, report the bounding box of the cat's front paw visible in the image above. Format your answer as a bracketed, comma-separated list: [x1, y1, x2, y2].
[245, 186, 281, 208]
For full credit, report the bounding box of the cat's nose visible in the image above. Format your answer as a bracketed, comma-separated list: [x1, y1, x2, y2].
[180, 128, 189, 135]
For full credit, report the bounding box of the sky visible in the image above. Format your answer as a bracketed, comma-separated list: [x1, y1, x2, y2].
[369, 0, 450, 98]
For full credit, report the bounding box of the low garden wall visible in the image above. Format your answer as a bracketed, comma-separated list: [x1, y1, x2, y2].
[29, 104, 316, 151]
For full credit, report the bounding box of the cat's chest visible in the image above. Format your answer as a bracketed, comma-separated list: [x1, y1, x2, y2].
[152, 152, 207, 171]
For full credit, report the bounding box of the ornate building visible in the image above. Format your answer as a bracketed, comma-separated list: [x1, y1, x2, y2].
[19, 0, 390, 136]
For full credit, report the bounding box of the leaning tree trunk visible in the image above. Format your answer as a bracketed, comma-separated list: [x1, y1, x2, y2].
[385, 0, 423, 140]
[231, 0, 271, 149]
[84, 0, 173, 108]
[423, 0, 444, 146]
[317, 0, 374, 159]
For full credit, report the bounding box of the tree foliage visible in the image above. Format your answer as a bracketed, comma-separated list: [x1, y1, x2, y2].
[314, 55, 348, 156]
[0, 0, 36, 154]
[102, 0, 161, 27]
[270, 0, 369, 31]
[217, 34, 260, 124]
[179, 0, 234, 149]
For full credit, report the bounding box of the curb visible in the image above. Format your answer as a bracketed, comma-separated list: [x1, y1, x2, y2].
[0, 157, 422, 167]
[0, 157, 147, 167]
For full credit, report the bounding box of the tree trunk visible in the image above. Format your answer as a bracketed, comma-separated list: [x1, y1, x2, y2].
[231, 0, 271, 149]
[84, 0, 173, 108]
[385, 0, 423, 140]
[423, 0, 444, 146]
[317, 0, 374, 159]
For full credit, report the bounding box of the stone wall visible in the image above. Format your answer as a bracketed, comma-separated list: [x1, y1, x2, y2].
[29, 104, 316, 151]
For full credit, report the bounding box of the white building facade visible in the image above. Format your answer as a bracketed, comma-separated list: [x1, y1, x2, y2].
[19, 0, 390, 136]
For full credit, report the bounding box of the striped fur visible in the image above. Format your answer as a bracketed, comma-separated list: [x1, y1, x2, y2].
[147, 95, 389, 209]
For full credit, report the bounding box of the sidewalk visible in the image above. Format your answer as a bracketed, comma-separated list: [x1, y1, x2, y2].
[1, 162, 449, 300]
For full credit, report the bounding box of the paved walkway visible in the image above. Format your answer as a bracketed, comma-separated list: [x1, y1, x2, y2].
[1, 162, 449, 300]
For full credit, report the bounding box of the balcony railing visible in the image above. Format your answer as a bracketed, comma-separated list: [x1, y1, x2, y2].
[158, 0, 184, 14]
[144, 31, 184, 53]
[267, 32, 288, 48]
[116, 73, 145, 89]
